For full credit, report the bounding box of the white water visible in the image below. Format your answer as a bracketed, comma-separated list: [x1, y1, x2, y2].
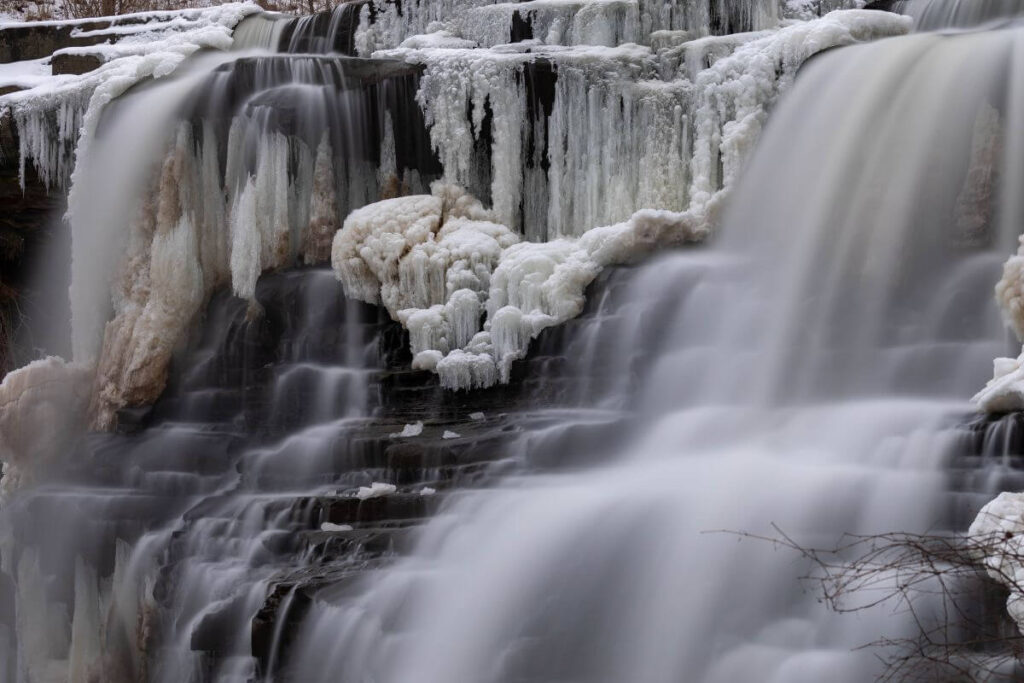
[4, 3, 1024, 682]
[283, 26, 1024, 682]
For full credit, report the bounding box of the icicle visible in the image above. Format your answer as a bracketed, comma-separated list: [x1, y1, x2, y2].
[230, 176, 261, 302]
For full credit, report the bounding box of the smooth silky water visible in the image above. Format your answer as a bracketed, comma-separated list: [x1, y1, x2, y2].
[281, 25, 1024, 683]
[5, 4, 1024, 683]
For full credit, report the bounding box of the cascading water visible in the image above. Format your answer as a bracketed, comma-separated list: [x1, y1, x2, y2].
[276, 24, 1024, 682]
[3, 0, 1024, 681]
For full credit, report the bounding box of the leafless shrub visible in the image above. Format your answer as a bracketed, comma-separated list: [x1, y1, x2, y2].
[725, 524, 1024, 682]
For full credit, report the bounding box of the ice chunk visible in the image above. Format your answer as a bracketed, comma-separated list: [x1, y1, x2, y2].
[973, 347, 1024, 413]
[442, 430, 461, 439]
[391, 421, 425, 437]
[320, 522, 354, 532]
[356, 482, 398, 500]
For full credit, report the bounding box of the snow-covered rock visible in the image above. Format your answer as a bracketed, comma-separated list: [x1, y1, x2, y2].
[973, 348, 1024, 413]
[3, 3, 260, 190]
[969, 492, 1024, 633]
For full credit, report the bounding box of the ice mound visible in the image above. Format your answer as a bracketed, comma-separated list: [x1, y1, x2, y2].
[0, 356, 92, 494]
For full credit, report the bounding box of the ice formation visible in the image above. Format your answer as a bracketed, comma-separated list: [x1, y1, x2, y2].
[353, 0, 794, 55]
[969, 492, 1024, 634]
[2, 4, 259, 190]
[996, 236, 1024, 342]
[320, 522, 354, 532]
[973, 347, 1024, 413]
[372, 11, 909, 240]
[329, 11, 908, 390]
[356, 482, 399, 499]
[976, 229, 1024, 413]
[0, 6, 910, 428]
[332, 183, 704, 389]
[390, 421, 426, 437]
[0, 356, 92, 494]
[442, 430, 461, 439]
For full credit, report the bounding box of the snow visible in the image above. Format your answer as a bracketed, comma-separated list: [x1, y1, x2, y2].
[390, 421, 425, 437]
[420, 486, 437, 495]
[356, 482, 398, 499]
[469, 411, 485, 420]
[442, 430, 461, 439]
[320, 522, 354, 532]
[969, 492, 1024, 634]
[0, 57, 62, 90]
[2, 3, 259, 190]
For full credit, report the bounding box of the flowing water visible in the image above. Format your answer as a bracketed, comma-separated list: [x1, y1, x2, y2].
[4, 1, 1024, 682]
[280, 27, 1024, 682]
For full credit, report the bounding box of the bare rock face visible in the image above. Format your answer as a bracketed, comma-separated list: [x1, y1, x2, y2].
[0, 20, 113, 63]
[51, 52, 104, 75]
[0, 113, 65, 379]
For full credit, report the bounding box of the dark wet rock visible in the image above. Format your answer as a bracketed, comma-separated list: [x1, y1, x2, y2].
[863, 0, 901, 12]
[50, 50, 103, 74]
[0, 113, 65, 376]
[0, 20, 112, 63]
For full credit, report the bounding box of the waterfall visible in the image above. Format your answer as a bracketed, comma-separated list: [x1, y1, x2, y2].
[273, 24, 1024, 682]
[2, 0, 1024, 680]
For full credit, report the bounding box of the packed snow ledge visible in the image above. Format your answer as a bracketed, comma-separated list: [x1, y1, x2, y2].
[0, 3, 259, 189]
